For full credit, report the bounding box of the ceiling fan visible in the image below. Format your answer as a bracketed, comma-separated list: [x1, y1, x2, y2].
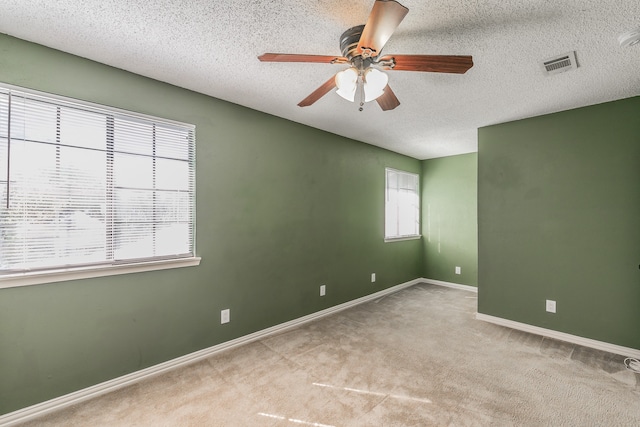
[258, 0, 473, 111]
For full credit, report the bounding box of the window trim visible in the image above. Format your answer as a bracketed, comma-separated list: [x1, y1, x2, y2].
[384, 167, 421, 242]
[384, 235, 421, 243]
[0, 82, 199, 288]
[0, 256, 201, 289]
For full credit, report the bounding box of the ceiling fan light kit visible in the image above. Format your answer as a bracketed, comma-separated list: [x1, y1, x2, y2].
[335, 68, 358, 101]
[335, 66, 389, 104]
[363, 68, 389, 102]
[258, 0, 474, 111]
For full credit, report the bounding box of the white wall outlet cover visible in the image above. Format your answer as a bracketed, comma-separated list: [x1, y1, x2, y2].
[221, 309, 230, 324]
[320, 285, 326, 296]
[455, 266, 461, 274]
[371, 273, 376, 282]
[545, 300, 556, 313]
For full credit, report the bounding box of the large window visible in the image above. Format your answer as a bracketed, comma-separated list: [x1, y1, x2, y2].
[0, 85, 196, 280]
[385, 168, 420, 241]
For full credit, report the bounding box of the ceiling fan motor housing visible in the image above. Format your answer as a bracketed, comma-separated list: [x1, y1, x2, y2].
[340, 25, 375, 71]
[340, 25, 365, 59]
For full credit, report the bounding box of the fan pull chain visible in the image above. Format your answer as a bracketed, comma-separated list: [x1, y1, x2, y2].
[358, 74, 365, 111]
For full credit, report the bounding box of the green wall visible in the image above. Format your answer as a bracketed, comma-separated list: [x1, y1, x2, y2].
[478, 97, 640, 349]
[0, 34, 422, 415]
[421, 153, 478, 286]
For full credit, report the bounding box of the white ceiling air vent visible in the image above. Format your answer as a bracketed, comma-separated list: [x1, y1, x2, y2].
[542, 51, 578, 75]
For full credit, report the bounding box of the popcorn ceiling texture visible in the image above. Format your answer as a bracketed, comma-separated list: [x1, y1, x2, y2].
[0, 0, 638, 159]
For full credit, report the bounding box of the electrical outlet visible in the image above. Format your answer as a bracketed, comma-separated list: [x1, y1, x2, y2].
[221, 309, 230, 324]
[320, 285, 326, 296]
[371, 273, 376, 283]
[545, 300, 556, 313]
[455, 266, 461, 275]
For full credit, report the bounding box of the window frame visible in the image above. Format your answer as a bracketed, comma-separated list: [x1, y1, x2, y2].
[384, 167, 421, 242]
[0, 83, 200, 289]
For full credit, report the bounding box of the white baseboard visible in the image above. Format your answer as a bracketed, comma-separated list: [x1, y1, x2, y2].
[423, 279, 640, 358]
[0, 278, 423, 426]
[476, 313, 640, 359]
[421, 278, 478, 293]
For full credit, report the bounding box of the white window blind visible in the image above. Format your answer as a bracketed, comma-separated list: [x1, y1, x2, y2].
[385, 168, 420, 240]
[0, 86, 195, 274]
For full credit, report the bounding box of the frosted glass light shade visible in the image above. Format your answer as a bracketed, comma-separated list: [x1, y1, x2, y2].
[363, 68, 388, 102]
[335, 67, 358, 102]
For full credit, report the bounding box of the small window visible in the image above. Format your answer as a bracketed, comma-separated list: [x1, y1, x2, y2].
[0, 85, 196, 279]
[385, 168, 420, 241]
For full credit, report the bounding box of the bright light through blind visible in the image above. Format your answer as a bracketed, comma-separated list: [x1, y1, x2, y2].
[0, 86, 195, 273]
[385, 168, 420, 239]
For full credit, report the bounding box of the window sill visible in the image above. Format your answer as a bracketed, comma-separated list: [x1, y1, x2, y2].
[384, 235, 422, 243]
[0, 257, 202, 289]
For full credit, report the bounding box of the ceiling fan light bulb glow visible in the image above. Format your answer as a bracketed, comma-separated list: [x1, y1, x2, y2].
[335, 67, 358, 102]
[363, 68, 388, 102]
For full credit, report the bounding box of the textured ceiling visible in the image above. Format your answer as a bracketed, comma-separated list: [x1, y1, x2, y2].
[0, 0, 638, 159]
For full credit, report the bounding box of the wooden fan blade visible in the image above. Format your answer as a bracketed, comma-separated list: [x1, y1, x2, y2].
[357, 0, 409, 58]
[376, 85, 400, 111]
[298, 75, 338, 107]
[258, 53, 348, 64]
[379, 54, 474, 73]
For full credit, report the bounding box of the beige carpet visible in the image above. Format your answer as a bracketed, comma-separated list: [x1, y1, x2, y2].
[20, 284, 640, 426]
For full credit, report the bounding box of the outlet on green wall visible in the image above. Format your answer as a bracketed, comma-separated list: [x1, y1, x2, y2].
[478, 96, 640, 350]
[421, 153, 478, 286]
